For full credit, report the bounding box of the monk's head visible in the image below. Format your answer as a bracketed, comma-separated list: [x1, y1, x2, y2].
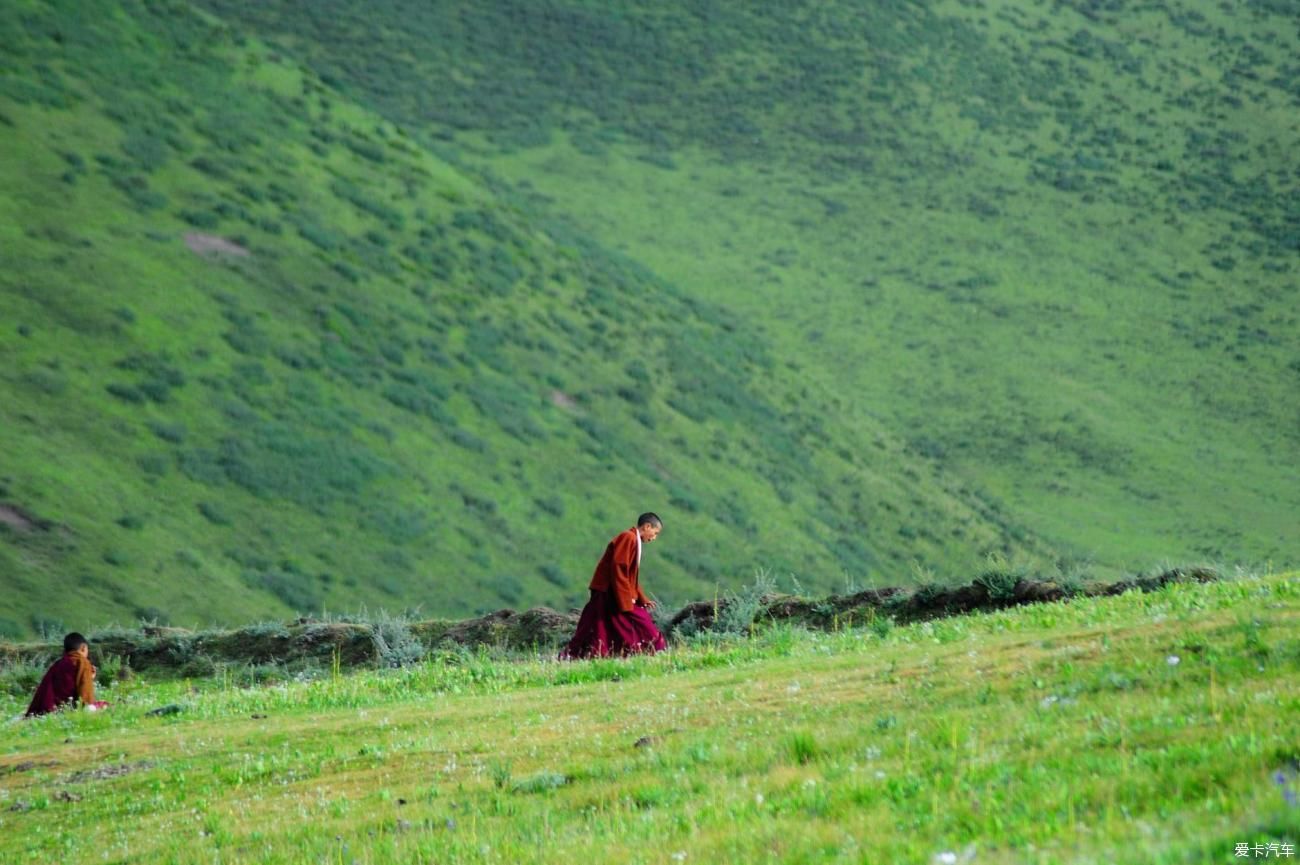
[63, 632, 89, 657]
[636, 512, 662, 543]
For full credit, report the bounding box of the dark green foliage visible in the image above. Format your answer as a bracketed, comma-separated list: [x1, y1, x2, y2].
[215, 423, 390, 508]
[534, 496, 564, 518]
[538, 564, 566, 588]
[197, 502, 231, 526]
[250, 567, 323, 612]
[974, 569, 1021, 602]
[115, 514, 145, 531]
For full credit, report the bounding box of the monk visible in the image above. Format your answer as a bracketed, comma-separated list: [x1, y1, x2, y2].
[26, 632, 97, 717]
[561, 513, 668, 659]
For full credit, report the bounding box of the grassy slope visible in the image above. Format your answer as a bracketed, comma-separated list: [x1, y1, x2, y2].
[199, 0, 1300, 570]
[0, 572, 1296, 863]
[0, 0, 1039, 636]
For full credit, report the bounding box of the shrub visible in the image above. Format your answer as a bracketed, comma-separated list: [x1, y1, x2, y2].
[535, 496, 565, 517]
[974, 569, 1020, 601]
[95, 654, 126, 688]
[539, 564, 567, 587]
[714, 570, 777, 635]
[106, 382, 146, 403]
[180, 655, 218, 678]
[138, 453, 170, 477]
[197, 502, 231, 526]
[30, 616, 66, 639]
[254, 569, 323, 612]
[115, 514, 145, 530]
[369, 613, 425, 668]
[148, 421, 187, 443]
[0, 658, 47, 698]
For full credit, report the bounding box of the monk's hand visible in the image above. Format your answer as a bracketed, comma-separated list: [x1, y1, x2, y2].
[644, 598, 657, 610]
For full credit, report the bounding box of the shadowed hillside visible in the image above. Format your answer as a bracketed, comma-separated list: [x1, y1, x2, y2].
[0, 0, 1047, 636]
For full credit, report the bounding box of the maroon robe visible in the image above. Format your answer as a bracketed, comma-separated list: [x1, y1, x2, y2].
[562, 528, 666, 659]
[26, 652, 95, 717]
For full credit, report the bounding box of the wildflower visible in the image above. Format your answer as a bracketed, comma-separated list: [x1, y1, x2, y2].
[933, 853, 958, 865]
[1166, 655, 1180, 666]
[671, 852, 687, 862]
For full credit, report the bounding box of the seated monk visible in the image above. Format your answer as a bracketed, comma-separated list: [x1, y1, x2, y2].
[561, 513, 667, 659]
[26, 632, 97, 717]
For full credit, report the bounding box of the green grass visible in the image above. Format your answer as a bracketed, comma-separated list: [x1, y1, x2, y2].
[0, 0, 1040, 634]
[2, 571, 1297, 863]
[197, 0, 1300, 569]
[2, 0, 1297, 635]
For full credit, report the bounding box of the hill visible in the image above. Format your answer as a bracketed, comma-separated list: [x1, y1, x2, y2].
[196, 0, 1300, 567]
[1, 570, 1297, 863]
[0, 0, 1044, 636]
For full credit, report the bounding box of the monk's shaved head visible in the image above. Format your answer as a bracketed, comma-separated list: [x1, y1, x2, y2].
[63, 632, 88, 653]
[637, 512, 662, 529]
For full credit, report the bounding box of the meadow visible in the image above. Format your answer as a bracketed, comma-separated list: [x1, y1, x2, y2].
[1, 570, 1296, 863]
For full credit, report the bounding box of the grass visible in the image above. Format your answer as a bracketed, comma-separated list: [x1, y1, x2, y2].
[205, 0, 1300, 570]
[1, 571, 1296, 863]
[0, 0, 1063, 636]
[1, 0, 1296, 635]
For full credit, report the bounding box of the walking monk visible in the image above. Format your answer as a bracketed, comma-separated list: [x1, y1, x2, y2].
[26, 632, 97, 717]
[561, 513, 667, 658]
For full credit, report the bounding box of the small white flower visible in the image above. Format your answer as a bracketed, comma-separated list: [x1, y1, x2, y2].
[1166, 655, 1180, 666]
[671, 852, 687, 862]
[874, 770, 887, 780]
[803, 778, 817, 789]
[754, 793, 764, 805]
[933, 853, 958, 865]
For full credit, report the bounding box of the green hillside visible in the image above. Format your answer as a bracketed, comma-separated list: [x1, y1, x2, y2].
[196, 0, 1300, 563]
[0, 0, 1043, 636]
[2, 571, 1297, 863]
[2, 0, 1297, 636]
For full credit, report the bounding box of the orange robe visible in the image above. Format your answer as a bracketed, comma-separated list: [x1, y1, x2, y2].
[587, 528, 651, 612]
[26, 652, 95, 717]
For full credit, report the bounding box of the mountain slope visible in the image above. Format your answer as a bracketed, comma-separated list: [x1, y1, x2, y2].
[197, 0, 1300, 569]
[0, 0, 1038, 636]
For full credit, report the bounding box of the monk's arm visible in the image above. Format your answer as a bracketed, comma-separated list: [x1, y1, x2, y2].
[612, 534, 639, 611]
[75, 659, 95, 705]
